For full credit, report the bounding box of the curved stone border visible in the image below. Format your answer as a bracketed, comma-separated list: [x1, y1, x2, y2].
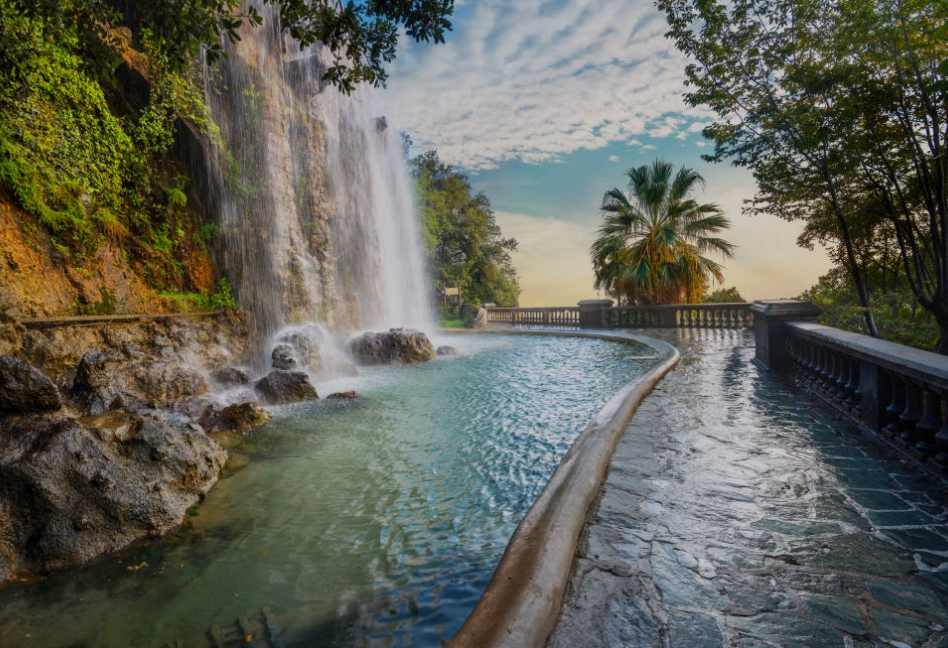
[441, 328, 680, 648]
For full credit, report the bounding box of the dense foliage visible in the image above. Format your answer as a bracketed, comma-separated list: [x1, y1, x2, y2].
[702, 287, 745, 304]
[410, 150, 520, 311]
[801, 268, 939, 351]
[10, 0, 453, 92]
[590, 161, 734, 305]
[658, 0, 948, 352]
[0, 0, 215, 291]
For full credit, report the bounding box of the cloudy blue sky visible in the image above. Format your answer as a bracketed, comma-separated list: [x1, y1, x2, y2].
[383, 0, 831, 306]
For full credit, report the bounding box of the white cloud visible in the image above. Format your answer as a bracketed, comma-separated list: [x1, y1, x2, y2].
[384, 0, 707, 170]
[608, 154, 620, 162]
[640, 144, 657, 151]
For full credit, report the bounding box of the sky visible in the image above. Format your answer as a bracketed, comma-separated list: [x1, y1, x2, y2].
[382, 0, 832, 307]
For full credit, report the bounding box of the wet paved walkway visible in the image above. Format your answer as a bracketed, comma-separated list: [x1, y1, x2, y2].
[548, 329, 948, 648]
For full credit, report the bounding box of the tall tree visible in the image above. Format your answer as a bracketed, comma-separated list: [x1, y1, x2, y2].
[658, 0, 948, 350]
[410, 150, 520, 308]
[590, 160, 734, 305]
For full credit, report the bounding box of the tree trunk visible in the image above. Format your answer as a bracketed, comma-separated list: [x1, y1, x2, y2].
[932, 300, 948, 356]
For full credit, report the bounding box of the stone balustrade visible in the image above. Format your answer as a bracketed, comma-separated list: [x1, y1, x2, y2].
[787, 323, 948, 473]
[486, 301, 752, 329]
[485, 307, 581, 327]
[751, 300, 948, 477]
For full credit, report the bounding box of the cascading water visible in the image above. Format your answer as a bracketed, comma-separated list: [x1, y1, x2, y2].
[199, 3, 432, 370]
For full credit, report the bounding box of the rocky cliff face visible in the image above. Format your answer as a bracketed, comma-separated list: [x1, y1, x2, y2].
[0, 194, 215, 320]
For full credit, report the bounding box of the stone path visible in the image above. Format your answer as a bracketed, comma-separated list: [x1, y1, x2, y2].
[548, 329, 948, 648]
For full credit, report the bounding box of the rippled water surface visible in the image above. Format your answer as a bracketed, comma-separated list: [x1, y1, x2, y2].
[0, 334, 653, 648]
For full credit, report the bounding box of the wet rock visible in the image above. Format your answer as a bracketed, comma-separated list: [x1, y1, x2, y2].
[254, 370, 318, 404]
[72, 351, 119, 415]
[327, 390, 360, 400]
[0, 355, 61, 413]
[220, 402, 270, 433]
[271, 344, 297, 370]
[0, 310, 24, 356]
[0, 409, 226, 578]
[436, 345, 460, 356]
[276, 329, 322, 373]
[125, 362, 208, 406]
[210, 366, 252, 387]
[173, 396, 221, 427]
[347, 328, 435, 365]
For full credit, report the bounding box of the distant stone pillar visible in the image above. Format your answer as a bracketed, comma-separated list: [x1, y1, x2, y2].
[577, 299, 614, 329]
[750, 300, 822, 371]
[660, 307, 678, 328]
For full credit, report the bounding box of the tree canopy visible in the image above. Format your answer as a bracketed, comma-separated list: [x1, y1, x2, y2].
[410, 150, 520, 309]
[658, 0, 948, 351]
[590, 160, 734, 305]
[9, 0, 454, 92]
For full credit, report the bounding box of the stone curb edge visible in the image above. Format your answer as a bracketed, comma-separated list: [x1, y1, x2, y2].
[439, 328, 681, 648]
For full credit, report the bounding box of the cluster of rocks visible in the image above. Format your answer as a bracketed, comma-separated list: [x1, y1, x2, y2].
[0, 353, 228, 581]
[0, 323, 444, 582]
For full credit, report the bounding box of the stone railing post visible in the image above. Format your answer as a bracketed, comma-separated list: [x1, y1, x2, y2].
[660, 307, 677, 328]
[750, 300, 822, 371]
[577, 299, 614, 329]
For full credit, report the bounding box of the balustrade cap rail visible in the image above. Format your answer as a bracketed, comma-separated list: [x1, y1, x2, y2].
[789, 322, 948, 389]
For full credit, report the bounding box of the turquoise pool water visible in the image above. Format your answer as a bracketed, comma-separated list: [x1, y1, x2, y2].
[0, 333, 654, 648]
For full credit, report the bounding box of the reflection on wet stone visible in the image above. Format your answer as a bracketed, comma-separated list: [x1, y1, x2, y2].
[549, 329, 948, 648]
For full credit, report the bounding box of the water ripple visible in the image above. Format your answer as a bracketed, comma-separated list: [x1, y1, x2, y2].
[0, 334, 652, 648]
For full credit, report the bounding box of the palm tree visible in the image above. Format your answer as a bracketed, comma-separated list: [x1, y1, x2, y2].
[590, 160, 735, 305]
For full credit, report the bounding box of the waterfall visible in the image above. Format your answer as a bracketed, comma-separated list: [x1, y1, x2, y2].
[199, 4, 432, 369]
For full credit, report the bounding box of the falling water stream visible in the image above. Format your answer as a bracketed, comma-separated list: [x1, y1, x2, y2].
[201, 2, 431, 363]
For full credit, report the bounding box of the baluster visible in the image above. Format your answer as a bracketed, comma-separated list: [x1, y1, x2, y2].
[885, 376, 906, 437]
[804, 341, 817, 379]
[825, 353, 841, 398]
[832, 355, 848, 404]
[933, 393, 948, 469]
[843, 359, 860, 413]
[898, 380, 923, 446]
[809, 345, 824, 388]
[915, 387, 942, 458]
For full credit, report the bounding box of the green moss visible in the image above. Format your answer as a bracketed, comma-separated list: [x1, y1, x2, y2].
[159, 278, 238, 312]
[79, 287, 117, 316]
[0, 2, 223, 294]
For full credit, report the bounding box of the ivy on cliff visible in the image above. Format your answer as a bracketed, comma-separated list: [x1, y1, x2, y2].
[0, 1, 216, 294]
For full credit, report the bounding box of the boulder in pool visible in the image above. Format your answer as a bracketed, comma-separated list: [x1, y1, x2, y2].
[347, 328, 435, 365]
[327, 390, 360, 400]
[0, 355, 62, 413]
[220, 402, 270, 433]
[436, 345, 460, 356]
[271, 344, 298, 370]
[0, 409, 226, 579]
[210, 366, 252, 387]
[254, 370, 318, 404]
